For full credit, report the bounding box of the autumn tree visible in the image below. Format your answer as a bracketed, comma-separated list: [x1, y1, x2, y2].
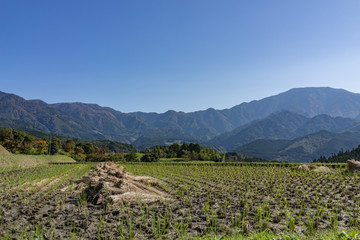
[63, 139, 75, 152]
[94, 147, 106, 155]
[34, 139, 48, 154]
[21, 134, 35, 154]
[73, 146, 86, 161]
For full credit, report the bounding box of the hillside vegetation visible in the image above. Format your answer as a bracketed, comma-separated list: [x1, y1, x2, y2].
[212, 111, 360, 151]
[3, 88, 360, 161]
[236, 131, 360, 163]
[2, 87, 360, 150]
[0, 127, 137, 162]
[314, 144, 360, 163]
[0, 128, 231, 164]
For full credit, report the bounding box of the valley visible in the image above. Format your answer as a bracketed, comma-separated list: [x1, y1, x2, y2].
[1, 88, 360, 239]
[3, 1, 360, 239]
[2, 87, 360, 162]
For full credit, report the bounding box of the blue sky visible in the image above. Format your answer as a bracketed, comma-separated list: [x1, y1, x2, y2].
[1, 0, 360, 113]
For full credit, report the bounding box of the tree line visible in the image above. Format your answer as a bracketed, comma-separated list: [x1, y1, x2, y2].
[1, 128, 264, 163]
[224, 152, 268, 162]
[140, 143, 224, 162]
[313, 145, 360, 163]
[0, 128, 225, 163]
[0, 128, 136, 162]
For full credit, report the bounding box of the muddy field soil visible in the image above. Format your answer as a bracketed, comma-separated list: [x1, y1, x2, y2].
[1, 163, 199, 239]
[1, 162, 360, 239]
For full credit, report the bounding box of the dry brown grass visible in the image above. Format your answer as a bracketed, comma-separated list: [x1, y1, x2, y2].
[347, 159, 360, 172]
[292, 164, 331, 172]
[0, 145, 11, 155]
[80, 162, 169, 204]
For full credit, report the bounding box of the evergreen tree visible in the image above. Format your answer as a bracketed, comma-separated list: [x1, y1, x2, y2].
[64, 139, 75, 152]
[82, 142, 95, 154]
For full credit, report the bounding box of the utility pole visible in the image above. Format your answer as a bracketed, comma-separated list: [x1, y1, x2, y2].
[48, 134, 52, 164]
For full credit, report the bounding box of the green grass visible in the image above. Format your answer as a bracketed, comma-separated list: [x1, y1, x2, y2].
[158, 158, 217, 163]
[135, 153, 145, 158]
[0, 154, 76, 168]
[159, 157, 184, 162]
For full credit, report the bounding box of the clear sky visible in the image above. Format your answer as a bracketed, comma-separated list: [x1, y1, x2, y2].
[1, 0, 360, 113]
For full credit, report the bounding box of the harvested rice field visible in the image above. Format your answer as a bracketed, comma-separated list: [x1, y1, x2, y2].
[0, 162, 359, 239]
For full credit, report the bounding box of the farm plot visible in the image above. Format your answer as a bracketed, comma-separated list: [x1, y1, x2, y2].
[0, 162, 359, 239]
[121, 163, 360, 238]
[0, 163, 95, 239]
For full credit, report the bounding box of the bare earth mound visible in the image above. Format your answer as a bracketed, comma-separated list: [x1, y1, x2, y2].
[80, 162, 169, 204]
[0, 145, 11, 155]
[347, 159, 360, 172]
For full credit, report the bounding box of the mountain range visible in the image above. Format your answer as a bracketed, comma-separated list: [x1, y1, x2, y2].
[211, 111, 360, 151]
[236, 130, 360, 162]
[2, 87, 360, 162]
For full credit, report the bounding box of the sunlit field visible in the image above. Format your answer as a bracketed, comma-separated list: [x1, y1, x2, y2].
[0, 162, 359, 239]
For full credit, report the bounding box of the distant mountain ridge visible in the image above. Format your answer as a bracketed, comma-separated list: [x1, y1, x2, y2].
[129, 87, 360, 141]
[2, 87, 360, 156]
[219, 87, 360, 120]
[211, 111, 360, 151]
[235, 130, 360, 162]
[0, 92, 103, 140]
[52, 102, 148, 143]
